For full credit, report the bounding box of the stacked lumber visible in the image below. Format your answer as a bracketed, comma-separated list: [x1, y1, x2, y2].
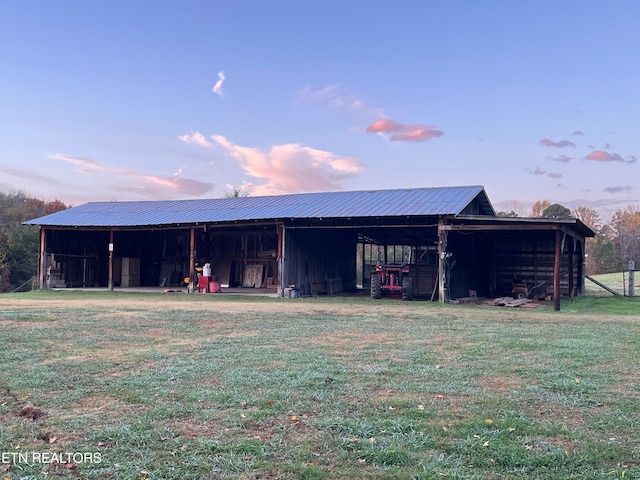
[493, 297, 532, 307]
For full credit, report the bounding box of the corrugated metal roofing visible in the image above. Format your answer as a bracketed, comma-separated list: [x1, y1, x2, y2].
[25, 185, 495, 227]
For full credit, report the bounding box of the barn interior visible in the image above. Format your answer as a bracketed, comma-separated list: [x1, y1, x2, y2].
[40, 215, 590, 301]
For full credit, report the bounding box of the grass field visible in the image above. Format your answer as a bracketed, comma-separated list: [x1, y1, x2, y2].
[585, 271, 639, 297]
[1, 291, 639, 479]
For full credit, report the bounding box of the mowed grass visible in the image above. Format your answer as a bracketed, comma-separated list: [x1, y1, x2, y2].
[585, 271, 640, 296]
[0, 292, 639, 479]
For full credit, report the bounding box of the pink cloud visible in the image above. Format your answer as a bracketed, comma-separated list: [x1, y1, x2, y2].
[366, 119, 444, 143]
[211, 135, 365, 195]
[540, 138, 576, 148]
[366, 119, 404, 133]
[390, 125, 444, 142]
[584, 150, 630, 162]
[49, 153, 103, 171]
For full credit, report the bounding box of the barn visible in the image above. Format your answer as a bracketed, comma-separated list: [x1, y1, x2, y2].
[25, 185, 594, 308]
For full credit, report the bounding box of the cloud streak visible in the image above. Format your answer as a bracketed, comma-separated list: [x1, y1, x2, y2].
[213, 71, 225, 97]
[548, 155, 574, 163]
[297, 84, 384, 117]
[211, 135, 364, 195]
[48, 153, 214, 198]
[604, 185, 633, 194]
[540, 138, 576, 148]
[366, 119, 444, 143]
[528, 167, 563, 179]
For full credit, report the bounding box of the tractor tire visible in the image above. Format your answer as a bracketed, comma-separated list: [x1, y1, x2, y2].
[370, 274, 382, 299]
[401, 276, 414, 301]
[513, 290, 527, 300]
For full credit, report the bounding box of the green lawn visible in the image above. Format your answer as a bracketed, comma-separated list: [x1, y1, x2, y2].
[1, 291, 639, 479]
[585, 271, 639, 297]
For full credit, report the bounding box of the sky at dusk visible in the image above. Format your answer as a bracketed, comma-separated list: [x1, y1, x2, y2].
[1, 1, 638, 218]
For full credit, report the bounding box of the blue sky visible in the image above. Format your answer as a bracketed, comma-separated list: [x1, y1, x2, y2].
[1, 1, 638, 217]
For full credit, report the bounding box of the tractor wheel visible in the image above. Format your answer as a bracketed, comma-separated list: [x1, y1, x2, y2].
[401, 276, 414, 301]
[370, 274, 382, 299]
[513, 290, 527, 300]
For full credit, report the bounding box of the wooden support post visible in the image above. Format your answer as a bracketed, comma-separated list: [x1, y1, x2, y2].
[277, 224, 284, 296]
[578, 239, 585, 295]
[553, 229, 562, 311]
[39, 227, 46, 289]
[438, 218, 449, 303]
[108, 230, 114, 292]
[568, 237, 574, 302]
[629, 261, 635, 297]
[189, 227, 196, 293]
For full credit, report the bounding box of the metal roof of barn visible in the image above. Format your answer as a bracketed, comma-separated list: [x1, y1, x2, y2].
[25, 185, 495, 228]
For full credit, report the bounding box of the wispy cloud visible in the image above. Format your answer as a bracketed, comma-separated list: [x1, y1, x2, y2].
[548, 155, 574, 163]
[211, 135, 364, 195]
[527, 166, 563, 179]
[0, 165, 71, 187]
[584, 150, 636, 163]
[540, 138, 576, 148]
[604, 185, 633, 194]
[366, 119, 444, 143]
[49, 153, 103, 171]
[49, 153, 214, 198]
[213, 71, 225, 97]
[179, 132, 212, 148]
[297, 84, 381, 114]
[571, 130, 584, 136]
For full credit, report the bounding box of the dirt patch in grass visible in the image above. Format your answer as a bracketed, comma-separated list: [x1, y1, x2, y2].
[306, 331, 395, 349]
[475, 375, 523, 394]
[17, 404, 47, 420]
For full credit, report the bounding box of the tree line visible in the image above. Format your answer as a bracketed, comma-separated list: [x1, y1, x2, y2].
[0, 192, 69, 292]
[498, 200, 640, 275]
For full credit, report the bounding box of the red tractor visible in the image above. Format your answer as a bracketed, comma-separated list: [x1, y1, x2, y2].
[370, 254, 413, 301]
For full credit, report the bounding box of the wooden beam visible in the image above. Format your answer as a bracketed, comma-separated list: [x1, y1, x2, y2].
[554, 229, 561, 311]
[442, 224, 565, 232]
[586, 275, 621, 295]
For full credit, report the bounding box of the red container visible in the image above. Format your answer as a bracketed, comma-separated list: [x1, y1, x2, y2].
[209, 281, 221, 293]
[198, 276, 211, 293]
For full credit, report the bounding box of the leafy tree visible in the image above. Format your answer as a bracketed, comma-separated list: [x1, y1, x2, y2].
[609, 205, 640, 268]
[6, 225, 40, 290]
[0, 231, 10, 293]
[541, 203, 573, 219]
[574, 206, 602, 232]
[496, 211, 519, 217]
[574, 206, 603, 275]
[0, 192, 69, 292]
[530, 200, 551, 217]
